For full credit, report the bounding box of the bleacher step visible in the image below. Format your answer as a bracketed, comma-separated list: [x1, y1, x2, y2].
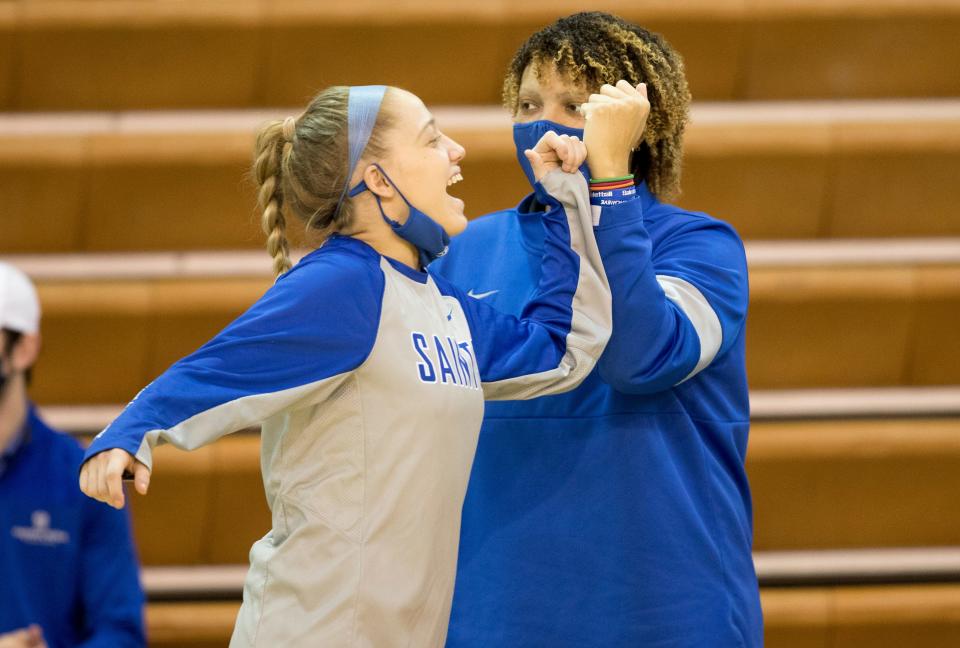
[138, 547, 960, 601]
[52, 409, 960, 561]
[143, 583, 960, 648]
[5, 241, 959, 399]
[3, 100, 960, 253]
[3, 1, 960, 110]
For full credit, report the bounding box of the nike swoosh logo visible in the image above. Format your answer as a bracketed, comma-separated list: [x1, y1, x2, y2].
[467, 289, 499, 299]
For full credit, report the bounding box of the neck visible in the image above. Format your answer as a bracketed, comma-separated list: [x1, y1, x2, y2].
[0, 377, 28, 455]
[342, 200, 421, 270]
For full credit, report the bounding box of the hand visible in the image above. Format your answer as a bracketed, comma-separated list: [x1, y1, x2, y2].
[581, 80, 650, 179]
[523, 131, 588, 182]
[0, 625, 47, 648]
[79, 448, 150, 510]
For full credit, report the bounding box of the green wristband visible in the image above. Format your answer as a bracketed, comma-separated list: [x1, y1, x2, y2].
[590, 174, 635, 183]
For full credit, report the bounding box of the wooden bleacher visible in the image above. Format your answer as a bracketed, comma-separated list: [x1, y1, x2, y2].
[144, 584, 960, 648]
[135, 547, 960, 599]
[5, 1, 960, 645]
[2, 1, 960, 111]
[97, 414, 960, 562]
[750, 417, 960, 550]
[763, 584, 960, 648]
[4, 240, 959, 406]
[2, 101, 960, 254]
[48, 387, 960, 565]
[44, 389, 960, 644]
[147, 602, 240, 648]
[138, 556, 960, 647]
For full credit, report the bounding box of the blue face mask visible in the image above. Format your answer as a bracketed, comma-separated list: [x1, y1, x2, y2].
[513, 120, 591, 188]
[348, 164, 450, 269]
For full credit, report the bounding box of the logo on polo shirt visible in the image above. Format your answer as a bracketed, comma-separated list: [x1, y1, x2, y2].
[466, 289, 499, 300]
[11, 510, 70, 546]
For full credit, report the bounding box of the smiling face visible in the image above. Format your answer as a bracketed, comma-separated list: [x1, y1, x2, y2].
[514, 62, 590, 128]
[370, 89, 468, 237]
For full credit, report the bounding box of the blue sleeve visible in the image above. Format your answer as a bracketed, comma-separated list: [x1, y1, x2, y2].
[434, 170, 611, 401]
[593, 198, 748, 394]
[83, 252, 384, 469]
[76, 500, 145, 648]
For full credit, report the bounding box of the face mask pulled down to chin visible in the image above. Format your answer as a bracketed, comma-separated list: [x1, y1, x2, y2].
[348, 163, 450, 269]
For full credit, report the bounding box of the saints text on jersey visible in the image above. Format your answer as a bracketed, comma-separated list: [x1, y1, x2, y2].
[411, 332, 480, 389]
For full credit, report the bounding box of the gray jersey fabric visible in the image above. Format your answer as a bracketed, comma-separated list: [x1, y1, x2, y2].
[89, 170, 609, 646]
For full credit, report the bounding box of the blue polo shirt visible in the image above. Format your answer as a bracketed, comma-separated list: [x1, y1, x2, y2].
[0, 405, 145, 647]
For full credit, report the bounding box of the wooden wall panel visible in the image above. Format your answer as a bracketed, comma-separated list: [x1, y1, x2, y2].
[744, 17, 960, 100]
[749, 419, 960, 550]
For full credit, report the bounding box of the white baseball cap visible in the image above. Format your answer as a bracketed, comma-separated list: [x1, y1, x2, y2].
[0, 262, 40, 334]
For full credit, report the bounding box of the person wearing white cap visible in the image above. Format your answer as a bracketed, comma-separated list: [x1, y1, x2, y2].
[0, 262, 41, 473]
[0, 262, 145, 648]
[0, 262, 40, 335]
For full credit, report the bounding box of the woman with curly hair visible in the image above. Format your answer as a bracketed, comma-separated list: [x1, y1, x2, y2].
[432, 11, 761, 647]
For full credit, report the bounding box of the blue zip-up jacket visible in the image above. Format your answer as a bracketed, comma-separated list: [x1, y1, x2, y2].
[0, 405, 145, 648]
[431, 182, 762, 647]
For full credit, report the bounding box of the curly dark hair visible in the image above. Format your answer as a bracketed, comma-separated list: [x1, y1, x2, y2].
[503, 12, 691, 200]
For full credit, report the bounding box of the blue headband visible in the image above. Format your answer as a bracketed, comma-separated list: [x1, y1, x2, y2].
[334, 85, 388, 217]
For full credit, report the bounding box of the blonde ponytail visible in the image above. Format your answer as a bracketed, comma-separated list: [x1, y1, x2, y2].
[253, 120, 293, 277]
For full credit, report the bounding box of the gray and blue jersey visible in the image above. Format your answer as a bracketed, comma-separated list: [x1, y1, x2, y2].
[83, 170, 610, 647]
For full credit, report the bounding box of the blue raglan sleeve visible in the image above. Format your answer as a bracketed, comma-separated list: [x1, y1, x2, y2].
[83, 253, 384, 471]
[592, 197, 749, 394]
[76, 501, 145, 648]
[434, 169, 611, 401]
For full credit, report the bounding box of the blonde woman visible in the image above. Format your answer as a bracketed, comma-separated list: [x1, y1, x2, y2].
[78, 85, 611, 646]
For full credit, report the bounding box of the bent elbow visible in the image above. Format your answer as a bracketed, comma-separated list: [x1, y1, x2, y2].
[597, 356, 686, 395]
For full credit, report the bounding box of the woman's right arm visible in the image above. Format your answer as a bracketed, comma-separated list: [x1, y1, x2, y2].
[433, 138, 612, 401]
[80, 253, 384, 509]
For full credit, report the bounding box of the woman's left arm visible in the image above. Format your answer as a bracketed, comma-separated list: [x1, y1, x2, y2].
[593, 200, 749, 394]
[581, 79, 749, 394]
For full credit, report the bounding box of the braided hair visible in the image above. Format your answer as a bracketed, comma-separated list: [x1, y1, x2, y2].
[251, 87, 393, 276]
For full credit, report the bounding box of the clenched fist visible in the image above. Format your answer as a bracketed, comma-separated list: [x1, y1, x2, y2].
[581, 80, 650, 179]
